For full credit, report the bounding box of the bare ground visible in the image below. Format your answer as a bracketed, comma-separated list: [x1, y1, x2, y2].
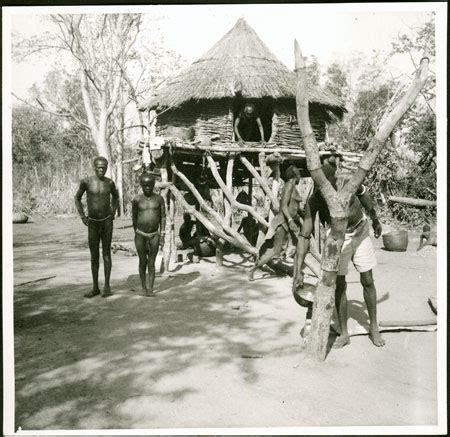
[12, 217, 437, 430]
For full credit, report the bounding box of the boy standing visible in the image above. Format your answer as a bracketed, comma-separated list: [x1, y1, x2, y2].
[132, 173, 166, 297]
[74, 156, 119, 298]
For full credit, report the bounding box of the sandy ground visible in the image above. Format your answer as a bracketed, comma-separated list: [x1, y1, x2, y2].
[12, 217, 437, 430]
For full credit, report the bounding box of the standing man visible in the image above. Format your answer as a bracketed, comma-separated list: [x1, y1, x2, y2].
[75, 156, 119, 298]
[294, 162, 385, 348]
[234, 103, 265, 144]
[132, 173, 166, 297]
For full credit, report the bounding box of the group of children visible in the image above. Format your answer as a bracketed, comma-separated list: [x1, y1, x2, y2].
[75, 155, 385, 349]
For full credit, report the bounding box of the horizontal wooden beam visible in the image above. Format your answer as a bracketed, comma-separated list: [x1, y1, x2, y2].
[163, 139, 362, 161]
[388, 196, 436, 208]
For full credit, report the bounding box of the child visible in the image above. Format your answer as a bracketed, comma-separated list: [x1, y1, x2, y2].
[417, 223, 437, 250]
[132, 173, 166, 297]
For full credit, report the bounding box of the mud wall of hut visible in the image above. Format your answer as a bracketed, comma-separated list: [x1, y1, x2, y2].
[155, 99, 331, 147]
[272, 101, 328, 147]
[155, 100, 234, 143]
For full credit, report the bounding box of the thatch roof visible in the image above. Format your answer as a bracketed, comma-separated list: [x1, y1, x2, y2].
[140, 18, 346, 113]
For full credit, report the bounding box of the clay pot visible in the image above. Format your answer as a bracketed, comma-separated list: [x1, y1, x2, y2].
[382, 230, 409, 252]
[13, 212, 29, 224]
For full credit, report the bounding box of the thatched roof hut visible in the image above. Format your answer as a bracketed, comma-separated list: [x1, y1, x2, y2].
[139, 18, 346, 151]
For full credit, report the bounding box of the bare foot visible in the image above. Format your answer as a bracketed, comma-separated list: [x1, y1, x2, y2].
[246, 267, 255, 282]
[84, 289, 100, 298]
[333, 334, 350, 349]
[369, 328, 385, 347]
[101, 288, 112, 298]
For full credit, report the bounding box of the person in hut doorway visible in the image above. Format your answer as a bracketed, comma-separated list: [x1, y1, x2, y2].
[132, 172, 166, 297]
[294, 161, 385, 348]
[74, 156, 119, 298]
[234, 103, 265, 144]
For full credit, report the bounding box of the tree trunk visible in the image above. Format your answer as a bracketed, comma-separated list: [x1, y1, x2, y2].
[294, 40, 430, 360]
[305, 217, 347, 359]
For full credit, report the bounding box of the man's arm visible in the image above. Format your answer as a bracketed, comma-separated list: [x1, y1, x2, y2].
[358, 187, 382, 238]
[294, 201, 316, 289]
[280, 180, 299, 234]
[131, 197, 138, 232]
[74, 179, 89, 226]
[234, 117, 244, 144]
[256, 117, 265, 143]
[110, 180, 120, 218]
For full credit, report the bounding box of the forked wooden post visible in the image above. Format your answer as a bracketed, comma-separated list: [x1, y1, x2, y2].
[294, 39, 429, 360]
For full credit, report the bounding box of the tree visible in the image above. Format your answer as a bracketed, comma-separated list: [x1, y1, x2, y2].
[294, 40, 429, 360]
[13, 14, 143, 177]
[305, 55, 320, 86]
[324, 62, 349, 101]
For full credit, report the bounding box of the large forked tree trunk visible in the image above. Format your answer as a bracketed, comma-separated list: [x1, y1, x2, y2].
[294, 40, 429, 360]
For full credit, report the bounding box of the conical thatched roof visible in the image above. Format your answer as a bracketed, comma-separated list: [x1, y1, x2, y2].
[140, 18, 345, 112]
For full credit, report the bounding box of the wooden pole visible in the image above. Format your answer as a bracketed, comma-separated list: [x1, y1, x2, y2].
[169, 184, 258, 256]
[160, 157, 171, 273]
[269, 161, 280, 221]
[206, 155, 269, 228]
[170, 171, 176, 262]
[240, 155, 280, 213]
[169, 160, 257, 253]
[224, 155, 234, 226]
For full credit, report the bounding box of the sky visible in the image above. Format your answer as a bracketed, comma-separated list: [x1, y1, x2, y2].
[8, 3, 436, 98]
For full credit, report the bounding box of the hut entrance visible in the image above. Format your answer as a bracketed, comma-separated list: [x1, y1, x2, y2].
[232, 97, 273, 142]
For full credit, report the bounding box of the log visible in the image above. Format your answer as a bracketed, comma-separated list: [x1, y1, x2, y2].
[224, 156, 234, 226]
[388, 196, 436, 208]
[239, 155, 280, 213]
[269, 161, 280, 222]
[160, 163, 171, 273]
[169, 185, 257, 256]
[169, 161, 256, 254]
[206, 155, 269, 228]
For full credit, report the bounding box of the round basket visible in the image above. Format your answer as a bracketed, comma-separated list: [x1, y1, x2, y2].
[382, 230, 408, 252]
[13, 212, 29, 224]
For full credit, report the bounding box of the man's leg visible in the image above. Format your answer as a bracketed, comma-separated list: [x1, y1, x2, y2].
[135, 234, 149, 296]
[333, 275, 350, 348]
[85, 223, 101, 298]
[360, 270, 385, 347]
[246, 227, 286, 281]
[146, 234, 160, 296]
[101, 218, 113, 297]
